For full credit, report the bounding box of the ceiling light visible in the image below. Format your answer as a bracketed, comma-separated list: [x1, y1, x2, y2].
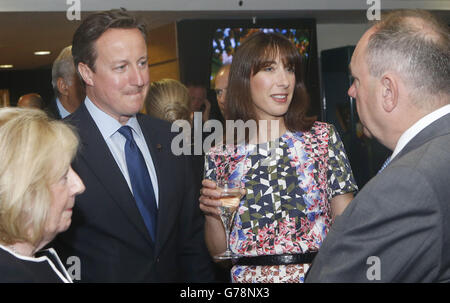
[34, 51, 51, 55]
[0, 64, 13, 69]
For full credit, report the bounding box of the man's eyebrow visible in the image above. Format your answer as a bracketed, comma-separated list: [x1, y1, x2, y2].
[111, 59, 128, 65]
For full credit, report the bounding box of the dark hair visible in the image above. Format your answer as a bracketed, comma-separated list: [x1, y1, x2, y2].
[225, 32, 315, 132]
[72, 8, 147, 73]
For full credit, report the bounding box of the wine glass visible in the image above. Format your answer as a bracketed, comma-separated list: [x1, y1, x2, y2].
[204, 145, 246, 260]
[215, 179, 243, 260]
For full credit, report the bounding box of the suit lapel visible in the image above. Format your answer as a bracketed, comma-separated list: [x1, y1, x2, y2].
[137, 115, 178, 256]
[69, 105, 155, 247]
[394, 113, 450, 163]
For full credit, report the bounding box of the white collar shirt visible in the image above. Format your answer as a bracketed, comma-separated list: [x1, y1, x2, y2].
[84, 97, 159, 206]
[56, 98, 71, 119]
[391, 104, 450, 161]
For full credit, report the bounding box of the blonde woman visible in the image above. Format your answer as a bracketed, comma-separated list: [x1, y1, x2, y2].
[145, 78, 206, 201]
[145, 79, 192, 123]
[0, 108, 85, 283]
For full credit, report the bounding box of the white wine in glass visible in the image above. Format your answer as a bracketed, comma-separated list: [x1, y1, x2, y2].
[215, 182, 242, 260]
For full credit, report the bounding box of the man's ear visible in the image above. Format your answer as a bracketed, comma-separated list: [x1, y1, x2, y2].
[78, 62, 94, 87]
[380, 74, 398, 113]
[56, 77, 69, 96]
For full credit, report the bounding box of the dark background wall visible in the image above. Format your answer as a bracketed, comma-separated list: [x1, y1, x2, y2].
[0, 67, 53, 106]
[321, 46, 390, 188]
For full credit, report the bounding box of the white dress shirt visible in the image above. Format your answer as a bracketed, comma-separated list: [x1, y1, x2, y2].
[85, 97, 159, 207]
[391, 104, 450, 160]
[56, 98, 71, 119]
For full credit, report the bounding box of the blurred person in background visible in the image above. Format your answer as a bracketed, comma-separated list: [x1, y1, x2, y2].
[17, 93, 45, 110]
[213, 64, 230, 118]
[187, 83, 211, 122]
[48, 45, 85, 119]
[145, 78, 192, 123]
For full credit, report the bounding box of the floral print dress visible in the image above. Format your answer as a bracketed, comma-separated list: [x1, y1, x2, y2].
[204, 122, 357, 283]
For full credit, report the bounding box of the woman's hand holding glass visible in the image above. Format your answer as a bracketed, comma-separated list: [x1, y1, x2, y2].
[199, 179, 246, 216]
[199, 179, 223, 217]
[199, 178, 246, 259]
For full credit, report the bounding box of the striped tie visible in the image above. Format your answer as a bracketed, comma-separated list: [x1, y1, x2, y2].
[378, 156, 391, 174]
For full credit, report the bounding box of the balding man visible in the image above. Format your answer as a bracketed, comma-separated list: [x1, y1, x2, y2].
[48, 45, 85, 119]
[17, 93, 44, 109]
[214, 64, 230, 117]
[306, 10, 450, 283]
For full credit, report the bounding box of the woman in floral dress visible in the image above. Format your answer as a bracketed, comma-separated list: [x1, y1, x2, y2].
[200, 32, 357, 283]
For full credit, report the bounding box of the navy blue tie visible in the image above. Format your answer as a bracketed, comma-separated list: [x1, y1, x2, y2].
[118, 126, 158, 242]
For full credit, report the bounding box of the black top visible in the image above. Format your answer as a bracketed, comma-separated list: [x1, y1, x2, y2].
[0, 245, 72, 283]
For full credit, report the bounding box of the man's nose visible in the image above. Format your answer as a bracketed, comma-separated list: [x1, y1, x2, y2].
[130, 66, 146, 86]
[348, 83, 356, 98]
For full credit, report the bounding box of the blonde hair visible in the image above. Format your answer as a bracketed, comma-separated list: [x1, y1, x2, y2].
[0, 108, 79, 246]
[145, 79, 191, 123]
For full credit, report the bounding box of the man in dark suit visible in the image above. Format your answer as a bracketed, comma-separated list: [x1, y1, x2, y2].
[47, 46, 85, 119]
[306, 10, 450, 282]
[51, 9, 215, 282]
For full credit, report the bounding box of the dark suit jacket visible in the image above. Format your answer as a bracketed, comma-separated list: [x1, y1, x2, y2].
[306, 113, 450, 283]
[51, 103, 215, 282]
[45, 98, 62, 120]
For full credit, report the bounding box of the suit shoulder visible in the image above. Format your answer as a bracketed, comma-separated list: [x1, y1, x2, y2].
[138, 114, 174, 133]
[63, 104, 86, 127]
[398, 135, 450, 175]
